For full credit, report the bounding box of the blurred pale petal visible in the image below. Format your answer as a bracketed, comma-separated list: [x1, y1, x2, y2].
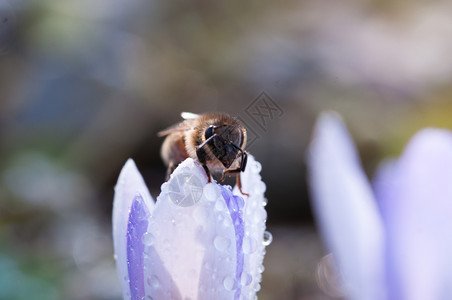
[144, 158, 244, 300]
[113, 159, 156, 300]
[307, 112, 385, 300]
[234, 155, 268, 297]
[374, 129, 452, 300]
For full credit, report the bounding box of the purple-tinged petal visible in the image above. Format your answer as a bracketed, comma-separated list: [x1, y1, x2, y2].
[127, 195, 151, 299]
[113, 159, 155, 300]
[233, 155, 269, 298]
[374, 129, 452, 300]
[307, 112, 386, 300]
[143, 158, 242, 299]
[221, 186, 245, 300]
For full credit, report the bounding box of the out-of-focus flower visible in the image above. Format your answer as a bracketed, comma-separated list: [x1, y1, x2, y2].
[307, 112, 452, 300]
[112, 155, 270, 300]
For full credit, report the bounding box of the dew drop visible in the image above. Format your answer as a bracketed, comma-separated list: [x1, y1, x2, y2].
[252, 162, 262, 173]
[223, 276, 236, 291]
[241, 272, 252, 286]
[254, 282, 261, 292]
[147, 275, 160, 289]
[142, 232, 154, 246]
[263, 231, 273, 246]
[214, 236, 231, 252]
[223, 217, 232, 228]
[113, 254, 118, 261]
[242, 236, 257, 254]
[262, 198, 268, 207]
[204, 262, 212, 271]
[161, 182, 169, 192]
[236, 195, 245, 209]
[217, 213, 224, 222]
[215, 199, 226, 211]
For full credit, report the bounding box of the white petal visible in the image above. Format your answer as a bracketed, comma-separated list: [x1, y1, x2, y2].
[143, 158, 245, 300]
[233, 155, 268, 298]
[307, 112, 386, 300]
[113, 159, 155, 300]
[374, 129, 452, 300]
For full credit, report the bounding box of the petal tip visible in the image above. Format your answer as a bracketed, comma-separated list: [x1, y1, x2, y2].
[315, 110, 343, 128]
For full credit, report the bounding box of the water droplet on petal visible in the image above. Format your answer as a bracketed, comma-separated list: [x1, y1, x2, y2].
[215, 199, 226, 211]
[204, 262, 212, 270]
[241, 272, 252, 286]
[214, 235, 231, 252]
[223, 276, 237, 291]
[161, 182, 169, 192]
[242, 236, 257, 254]
[263, 231, 273, 246]
[223, 217, 232, 228]
[217, 213, 224, 222]
[252, 162, 262, 173]
[262, 198, 268, 207]
[254, 282, 261, 292]
[147, 275, 160, 289]
[142, 232, 154, 246]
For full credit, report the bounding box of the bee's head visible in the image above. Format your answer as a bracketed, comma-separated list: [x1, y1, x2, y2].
[204, 124, 246, 168]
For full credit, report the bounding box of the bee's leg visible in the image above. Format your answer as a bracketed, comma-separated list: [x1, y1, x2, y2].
[236, 175, 249, 197]
[220, 152, 249, 196]
[220, 151, 248, 181]
[220, 170, 249, 197]
[196, 133, 218, 183]
[196, 146, 212, 183]
[165, 161, 177, 181]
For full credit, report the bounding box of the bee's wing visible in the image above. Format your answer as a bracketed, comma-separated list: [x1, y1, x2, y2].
[158, 113, 199, 137]
[157, 119, 196, 137]
[181, 112, 200, 119]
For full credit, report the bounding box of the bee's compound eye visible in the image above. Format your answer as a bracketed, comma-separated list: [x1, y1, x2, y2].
[205, 125, 215, 139]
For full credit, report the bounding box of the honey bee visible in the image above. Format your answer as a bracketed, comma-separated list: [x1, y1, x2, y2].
[158, 112, 248, 194]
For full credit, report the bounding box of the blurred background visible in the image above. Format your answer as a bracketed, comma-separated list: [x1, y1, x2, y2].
[1, 0, 452, 299]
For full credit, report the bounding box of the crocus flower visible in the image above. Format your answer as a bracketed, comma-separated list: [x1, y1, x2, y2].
[307, 112, 452, 300]
[112, 155, 270, 300]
